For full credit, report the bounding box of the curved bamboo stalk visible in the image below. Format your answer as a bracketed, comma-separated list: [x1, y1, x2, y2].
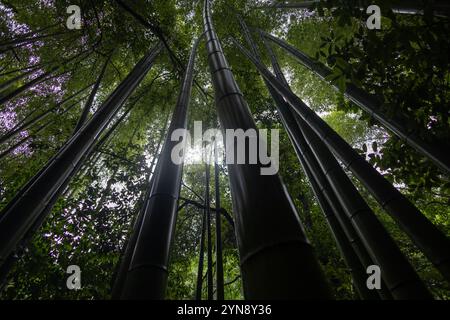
[261, 31, 450, 175]
[242, 19, 386, 300]
[302, 120, 431, 299]
[232, 38, 450, 285]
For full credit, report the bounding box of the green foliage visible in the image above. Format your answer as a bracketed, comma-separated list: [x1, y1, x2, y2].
[314, 0, 450, 192]
[0, 0, 448, 300]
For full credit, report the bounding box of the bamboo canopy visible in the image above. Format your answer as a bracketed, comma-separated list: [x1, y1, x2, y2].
[0, 0, 448, 301]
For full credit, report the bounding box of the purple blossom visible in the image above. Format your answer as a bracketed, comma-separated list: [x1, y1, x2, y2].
[38, 0, 55, 8]
[12, 139, 33, 157]
[0, 108, 17, 132]
[80, 35, 89, 46]
[28, 55, 41, 65]
[0, 3, 31, 36]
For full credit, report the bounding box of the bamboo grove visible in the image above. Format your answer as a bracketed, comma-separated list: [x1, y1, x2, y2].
[0, 0, 449, 300]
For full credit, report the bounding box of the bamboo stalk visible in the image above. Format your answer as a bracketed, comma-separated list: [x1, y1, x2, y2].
[203, 0, 330, 299]
[232, 37, 450, 285]
[261, 31, 450, 175]
[119, 35, 203, 299]
[0, 43, 163, 273]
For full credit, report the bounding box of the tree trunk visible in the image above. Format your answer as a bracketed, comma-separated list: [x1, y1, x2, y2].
[119, 35, 202, 299]
[204, 156, 213, 300]
[72, 55, 111, 135]
[214, 138, 224, 300]
[0, 62, 48, 78]
[111, 109, 169, 299]
[196, 208, 207, 300]
[255, 21, 390, 300]
[235, 38, 434, 298]
[0, 43, 163, 273]
[203, 0, 330, 299]
[0, 30, 69, 51]
[0, 67, 43, 93]
[233, 37, 450, 285]
[0, 66, 59, 106]
[261, 31, 450, 175]
[302, 120, 431, 299]
[0, 31, 70, 54]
